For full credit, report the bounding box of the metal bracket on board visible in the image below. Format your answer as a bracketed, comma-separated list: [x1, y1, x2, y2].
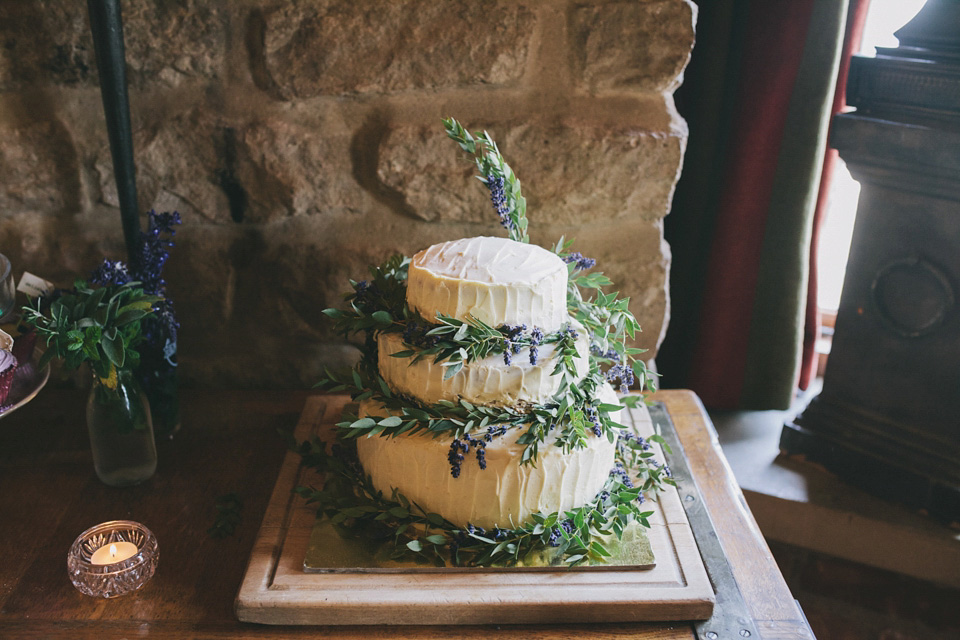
[649, 403, 761, 640]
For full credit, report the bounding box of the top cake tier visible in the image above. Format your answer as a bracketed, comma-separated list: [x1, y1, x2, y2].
[406, 236, 568, 330]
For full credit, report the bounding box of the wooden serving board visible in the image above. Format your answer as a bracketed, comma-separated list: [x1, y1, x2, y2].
[235, 395, 714, 625]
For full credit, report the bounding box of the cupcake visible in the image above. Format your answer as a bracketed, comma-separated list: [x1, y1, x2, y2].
[0, 329, 18, 405]
[11, 327, 36, 364]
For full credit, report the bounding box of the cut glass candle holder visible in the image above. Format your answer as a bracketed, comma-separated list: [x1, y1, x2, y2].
[67, 520, 158, 598]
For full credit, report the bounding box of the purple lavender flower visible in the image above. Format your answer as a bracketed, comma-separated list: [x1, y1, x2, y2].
[402, 321, 439, 349]
[485, 425, 507, 442]
[354, 280, 369, 303]
[585, 406, 602, 437]
[604, 362, 635, 394]
[562, 252, 596, 271]
[529, 327, 543, 365]
[499, 324, 527, 364]
[137, 210, 181, 297]
[590, 344, 621, 363]
[448, 439, 467, 478]
[90, 259, 131, 287]
[609, 461, 635, 488]
[618, 431, 652, 454]
[548, 528, 562, 547]
[487, 175, 513, 232]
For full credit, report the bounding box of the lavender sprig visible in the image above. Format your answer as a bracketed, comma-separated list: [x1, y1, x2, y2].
[562, 252, 596, 271]
[89, 210, 182, 397]
[443, 117, 529, 243]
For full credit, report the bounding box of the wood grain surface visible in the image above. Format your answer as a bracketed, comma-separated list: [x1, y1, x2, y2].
[0, 389, 809, 639]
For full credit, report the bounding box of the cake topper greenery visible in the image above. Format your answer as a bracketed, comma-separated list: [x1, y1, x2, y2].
[300, 117, 670, 567]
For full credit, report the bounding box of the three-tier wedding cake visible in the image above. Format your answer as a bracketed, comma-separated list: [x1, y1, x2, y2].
[356, 235, 622, 529]
[309, 118, 670, 567]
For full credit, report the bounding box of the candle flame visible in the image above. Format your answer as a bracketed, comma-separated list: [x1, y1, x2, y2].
[109, 543, 117, 558]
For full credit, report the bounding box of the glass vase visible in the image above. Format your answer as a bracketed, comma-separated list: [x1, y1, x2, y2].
[139, 315, 180, 441]
[86, 368, 157, 487]
[143, 362, 180, 441]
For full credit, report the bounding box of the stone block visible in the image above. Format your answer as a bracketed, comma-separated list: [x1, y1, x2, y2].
[233, 119, 363, 222]
[96, 110, 230, 224]
[0, 119, 78, 214]
[170, 217, 394, 387]
[378, 121, 685, 225]
[532, 220, 670, 355]
[0, 0, 224, 90]
[571, 0, 696, 93]
[255, 0, 535, 99]
[95, 112, 360, 224]
[120, 0, 227, 87]
[377, 123, 490, 223]
[0, 2, 93, 89]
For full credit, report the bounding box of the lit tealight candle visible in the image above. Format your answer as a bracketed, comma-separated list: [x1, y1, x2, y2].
[69, 521, 157, 598]
[89, 541, 139, 565]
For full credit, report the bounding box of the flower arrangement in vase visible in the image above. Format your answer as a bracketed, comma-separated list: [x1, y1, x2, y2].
[22, 280, 162, 486]
[92, 210, 182, 439]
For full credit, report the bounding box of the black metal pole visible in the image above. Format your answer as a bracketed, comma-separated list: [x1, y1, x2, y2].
[87, 0, 141, 270]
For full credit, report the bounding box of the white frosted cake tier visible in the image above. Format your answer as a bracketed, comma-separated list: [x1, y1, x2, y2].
[376, 326, 589, 407]
[406, 236, 568, 330]
[354, 383, 621, 529]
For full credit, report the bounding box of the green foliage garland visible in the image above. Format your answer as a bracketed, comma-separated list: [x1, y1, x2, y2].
[288, 431, 670, 567]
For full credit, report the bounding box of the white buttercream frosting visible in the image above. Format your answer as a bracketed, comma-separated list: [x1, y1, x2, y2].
[406, 236, 568, 330]
[377, 328, 589, 407]
[355, 383, 622, 529]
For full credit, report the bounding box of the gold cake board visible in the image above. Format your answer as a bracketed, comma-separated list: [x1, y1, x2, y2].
[235, 395, 714, 625]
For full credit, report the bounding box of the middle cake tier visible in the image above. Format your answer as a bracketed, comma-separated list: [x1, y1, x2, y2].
[377, 325, 589, 407]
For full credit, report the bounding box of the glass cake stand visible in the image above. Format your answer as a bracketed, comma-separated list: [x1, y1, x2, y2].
[0, 349, 50, 420]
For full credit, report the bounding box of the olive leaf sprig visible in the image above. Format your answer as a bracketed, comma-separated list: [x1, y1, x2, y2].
[22, 280, 162, 383]
[553, 237, 659, 407]
[443, 117, 529, 243]
[391, 314, 567, 381]
[317, 350, 628, 466]
[320, 253, 571, 382]
[291, 435, 662, 567]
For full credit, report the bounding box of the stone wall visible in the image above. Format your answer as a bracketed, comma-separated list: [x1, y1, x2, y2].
[0, 0, 696, 388]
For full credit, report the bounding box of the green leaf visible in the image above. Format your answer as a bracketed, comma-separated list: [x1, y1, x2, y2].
[115, 308, 150, 326]
[406, 540, 422, 553]
[349, 418, 376, 430]
[425, 534, 447, 545]
[101, 331, 125, 368]
[378, 416, 403, 428]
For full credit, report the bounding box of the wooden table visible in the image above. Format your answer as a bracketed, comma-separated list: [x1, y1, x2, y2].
[0, 389, 813, 639]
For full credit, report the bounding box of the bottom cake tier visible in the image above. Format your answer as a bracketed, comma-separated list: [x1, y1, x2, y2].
[355, 383, 622, 529]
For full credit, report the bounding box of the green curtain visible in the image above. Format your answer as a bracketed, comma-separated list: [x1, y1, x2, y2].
[659, 0, 849, 410]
